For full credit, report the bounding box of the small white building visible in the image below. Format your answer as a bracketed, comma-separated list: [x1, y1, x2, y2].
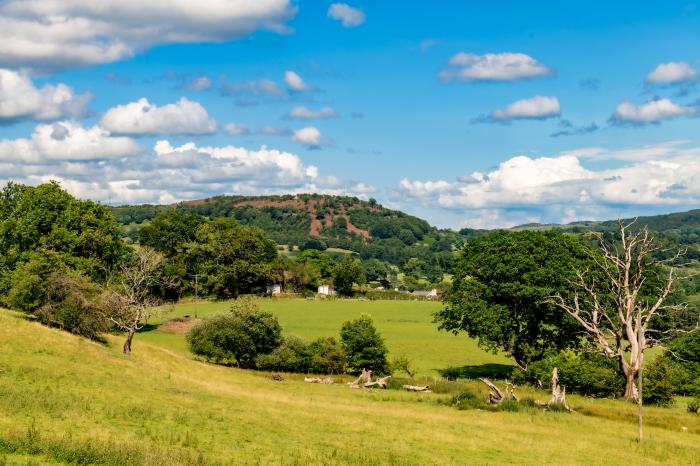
[318, 284, 335, 296]
[266, 284, 282, 296]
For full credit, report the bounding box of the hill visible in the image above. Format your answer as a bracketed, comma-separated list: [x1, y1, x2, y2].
[1, 307, 698, 465]
[112, 194, 465, 276]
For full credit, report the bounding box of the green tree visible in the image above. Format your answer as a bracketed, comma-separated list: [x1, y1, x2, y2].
[306, 337, 347, 374]
[255, 335, 309, 373]
[437, 230, 598, 368]
[184, 218, 278, 298]
[186, 299, 282, 368]
[296, 249, 336, 278]
[333, 256, 365, 296]
[340, 315, 390, 374]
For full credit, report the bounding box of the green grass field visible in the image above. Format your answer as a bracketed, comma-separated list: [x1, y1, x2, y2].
[1, 308, 698, 465]
[141, 298, 512, 376]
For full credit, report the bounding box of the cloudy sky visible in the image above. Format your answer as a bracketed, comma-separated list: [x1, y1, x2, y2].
[1, 1, 700, 229]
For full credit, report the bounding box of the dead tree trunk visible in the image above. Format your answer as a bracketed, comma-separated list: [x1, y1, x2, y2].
[548, 368, 571, 411]
[123, 328, 135, 355]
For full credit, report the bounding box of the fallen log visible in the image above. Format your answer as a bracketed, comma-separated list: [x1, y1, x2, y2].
[363, 376, 391, 389]
[304, 377, 334, 384]
[402, 384, 431, 393]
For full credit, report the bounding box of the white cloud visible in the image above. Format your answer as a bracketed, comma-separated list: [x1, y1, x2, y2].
[1, 139, 373, 206]
[284, 71, 310, 92]
[327, 3, 366, 27]
[612, 98, 696, 124]
[0, 121, 142, 163]
[0, 1, 297, 70]
[224, 123, 250, 136]
[397, 142, 700, 228]
[0, 69, 91, 122]
[646, 61, 699, 84]
[440, 53, 552, 82]
[489, 96, 560, 121]
[184, 76, 213, 91]
[100, 97, 218, 135]
[293, 126, 322, 147]
[285, 106, 337, 120]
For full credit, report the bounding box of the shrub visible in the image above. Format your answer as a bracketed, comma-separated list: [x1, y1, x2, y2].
[688, 397, 700, 414]
[340, 315, 390, 375]
[664, 331, 700, 396]
[511, 351, 624, 398]
[306, 337, 347, 374]
[391, 355, 416, 377]
[255, 335, 309, 372]
[186, 300, 281, 368]
[643, 357, 675, 407]
[449, 389, 485, 410]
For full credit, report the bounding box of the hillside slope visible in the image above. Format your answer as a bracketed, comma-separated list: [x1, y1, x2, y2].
[1, 309, 698, 465]
[113, 194, 463, 272]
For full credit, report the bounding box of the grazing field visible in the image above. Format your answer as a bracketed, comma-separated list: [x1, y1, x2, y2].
[140, 298, 512, 376]
[1, 309, 699, 466]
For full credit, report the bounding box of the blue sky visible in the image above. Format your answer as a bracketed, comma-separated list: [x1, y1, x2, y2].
[1, 1, 700, 228]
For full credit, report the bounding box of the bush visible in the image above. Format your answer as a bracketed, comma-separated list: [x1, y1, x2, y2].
[306, 337, 347, 374]
[340, 315, 390, 375]
[644, 357, 675, 407]
[186, 300, 281, 368]
[511, 351, 624, 397]
[391, 355, 416, 377]
[688, 397, 700, 413]
[255, 335, 309, 372]
[664, 331, 700, 396]
[449, 390, 485, 410]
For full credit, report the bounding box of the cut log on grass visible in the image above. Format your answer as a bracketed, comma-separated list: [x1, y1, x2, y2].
[363, 376, 391, 389]
[480, 377, 505, 404]
[403, 384, 431, 393]
[547, 368, 571, 411]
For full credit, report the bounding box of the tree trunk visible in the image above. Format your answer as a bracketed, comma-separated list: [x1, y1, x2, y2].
[624, 370, 638, 401]
[123, 328, 135, 355]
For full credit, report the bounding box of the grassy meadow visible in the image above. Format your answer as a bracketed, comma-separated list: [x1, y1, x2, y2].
[141, 298, 512, 376]
[1, 308, 699, 466]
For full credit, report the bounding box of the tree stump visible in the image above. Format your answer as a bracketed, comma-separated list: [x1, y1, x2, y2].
[548, 368, 571, 411]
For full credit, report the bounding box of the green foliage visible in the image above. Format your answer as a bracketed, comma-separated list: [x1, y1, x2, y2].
[255, 335, 309, 373]
[644, 357, 675, 407]
[340, 315, 390, 374]
[663, 331, 700, 396]
[333, 256, 365, 296]
[688, 397, 700, 413]
[391, 355, 416, 377]
[437, 230, 599, 366]
[296, 249, 336, 278]
[138, 211, 205, 256]
[511, 351, 624, 397]
[186, 300, 282, 368]
[306, 336, 347, 374]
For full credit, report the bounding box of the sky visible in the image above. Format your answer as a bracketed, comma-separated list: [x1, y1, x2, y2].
[1, 1, 700, 229]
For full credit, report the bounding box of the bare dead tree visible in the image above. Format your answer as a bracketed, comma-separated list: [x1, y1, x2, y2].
[101, 247, 166, 355]
[549, 219, 696, 441]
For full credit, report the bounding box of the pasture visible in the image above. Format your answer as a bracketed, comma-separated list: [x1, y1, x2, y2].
[1, 308, 698, 465]
[140, 298, 512, 376]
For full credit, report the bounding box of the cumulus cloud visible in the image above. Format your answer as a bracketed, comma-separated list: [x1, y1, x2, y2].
[284, 71, 310, 92]
[292, 126, 322, 147]
[611, 98, 697, 124]
[1, 139, 372, 206]
[396, 142, 700, 228]
[0, 69, 91, 122]
[224, 123, 250, 136]
[100, 97, 218, 135]
[327, 3, 366, 27]
[0, 121, 142, 163]
[439, 53, 552, 82]
[646, 61, 699, 84]
[0, 0, 297, 70]
[284, 106, 337, 120]
[482, 96, 560, 122]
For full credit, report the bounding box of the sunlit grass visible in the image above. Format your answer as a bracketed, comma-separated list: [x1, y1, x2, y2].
[1, 308, 698, 465]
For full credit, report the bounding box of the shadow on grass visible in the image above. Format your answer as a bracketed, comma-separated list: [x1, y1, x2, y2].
[438, 363, 515, 380]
